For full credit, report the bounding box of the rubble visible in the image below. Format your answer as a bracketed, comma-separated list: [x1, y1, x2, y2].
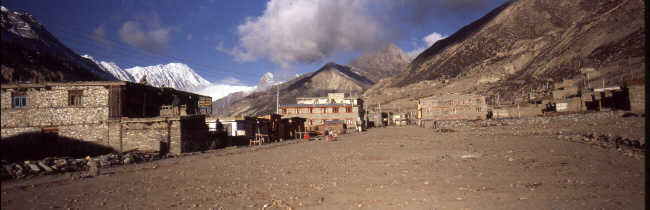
[0, 150, 164, 180]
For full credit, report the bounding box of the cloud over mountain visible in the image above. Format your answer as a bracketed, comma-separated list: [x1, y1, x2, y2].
[406, 32, 446, 59]
[221, 0, 384, 68]
[119, 12, 174, 54]
[220, 0, 480, 68]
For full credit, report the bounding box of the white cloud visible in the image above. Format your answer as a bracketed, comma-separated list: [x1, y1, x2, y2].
[119, 12, 174, 54]
[221, 0, 384, 68]
[197, 83, 255, 100]
[92, 25, 111, 50]
[406, 32, 446, 60]
[216, 42, 256, 63]
[423, 32, 445, 46]
[218, 76, 247, 86]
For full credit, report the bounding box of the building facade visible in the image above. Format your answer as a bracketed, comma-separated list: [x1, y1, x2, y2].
[280, 93, 364, 129]
[418, 94, 488, 122]
[1, 81, 212, 159]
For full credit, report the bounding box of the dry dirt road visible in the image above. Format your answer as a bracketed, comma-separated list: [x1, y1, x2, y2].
[1, 117, 645, 209]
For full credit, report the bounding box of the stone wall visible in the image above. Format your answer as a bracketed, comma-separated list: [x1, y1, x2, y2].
[420, 94, 488, 121]
[120, 118, 174, 152]
[492, 103, 543, 119]
[117, 115, 209, 154]
[628, 84, 644, 113]
[1, 82, 215, 158]
[1, 86, 110, 129]
[1, 85, 111, 146]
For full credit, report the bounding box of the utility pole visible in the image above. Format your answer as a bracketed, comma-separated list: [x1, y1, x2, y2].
[276, 85, 279, 114]
[496, 93, 500, 106]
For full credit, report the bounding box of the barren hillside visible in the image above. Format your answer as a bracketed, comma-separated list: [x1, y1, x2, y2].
[364, 0, 645, 109]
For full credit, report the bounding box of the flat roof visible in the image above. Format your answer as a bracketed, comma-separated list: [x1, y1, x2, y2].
[296, 97, 361, 100]
[1, 81, 211, 98]
[1, 81, 128, 88]
[419, 93, 484, 100]
[280, 103, 358, 107]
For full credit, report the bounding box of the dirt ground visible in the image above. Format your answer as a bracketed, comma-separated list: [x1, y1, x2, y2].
[1, 114, 645, 209]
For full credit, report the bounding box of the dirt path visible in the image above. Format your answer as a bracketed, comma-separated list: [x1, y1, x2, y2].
[1, 124, 645, 209]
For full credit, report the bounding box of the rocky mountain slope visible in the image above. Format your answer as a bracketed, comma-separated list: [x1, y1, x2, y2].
[364, 0, 645, 110]
[0, 6, 116, 83]
[218, 62, 374, 117]
[347, 44, 410, 83]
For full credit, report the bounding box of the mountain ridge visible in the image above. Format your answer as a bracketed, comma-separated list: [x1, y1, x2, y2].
[364, 0, 645, 109]
[1, 6, 116, 83]
[217, 62, 374, 117]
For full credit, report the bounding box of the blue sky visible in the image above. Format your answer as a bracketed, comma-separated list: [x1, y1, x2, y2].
[3, 0, 507, 86]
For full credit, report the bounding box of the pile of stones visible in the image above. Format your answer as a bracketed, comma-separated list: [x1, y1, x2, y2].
[0, 150, 167, 180]
[556, 132, 646, 158]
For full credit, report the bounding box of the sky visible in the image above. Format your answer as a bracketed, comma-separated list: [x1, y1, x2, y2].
[3, 0, 508, 87]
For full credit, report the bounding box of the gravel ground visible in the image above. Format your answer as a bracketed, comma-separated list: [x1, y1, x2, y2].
[1, 113, 645, 209]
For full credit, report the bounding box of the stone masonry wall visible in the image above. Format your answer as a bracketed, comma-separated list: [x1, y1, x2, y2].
[628, 85, 644, 113]
[1, 85, 109, 129]
[120, 118, 174, 152]
[1, 85, 111, 150]
[118, 116, 208, 155]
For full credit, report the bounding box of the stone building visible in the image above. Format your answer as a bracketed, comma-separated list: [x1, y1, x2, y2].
[418, 94, 488, 124]
[1, 81, 213, 160]
[279, 93, 364, 129]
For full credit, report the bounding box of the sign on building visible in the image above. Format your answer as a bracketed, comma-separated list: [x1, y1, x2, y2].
[556, 102, 568, 111]
[198, 96, 212, 114]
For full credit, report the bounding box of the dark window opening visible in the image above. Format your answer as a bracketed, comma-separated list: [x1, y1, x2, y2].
[68, 90, 83, 106]
[12, 92, 27, 108]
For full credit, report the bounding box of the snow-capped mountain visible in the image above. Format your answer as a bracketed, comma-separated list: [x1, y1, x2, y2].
[82, 55, 135, 82]
[125, 63, 212, 91]
[1, 5, 116, 82]
[256, 72, 281, 91]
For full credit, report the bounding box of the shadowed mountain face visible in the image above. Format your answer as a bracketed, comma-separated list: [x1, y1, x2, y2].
[1, 7, 116, 83]
[347, 44, 410, 83]
[218, 62, 374, 117]
[365, 0, 645, 107]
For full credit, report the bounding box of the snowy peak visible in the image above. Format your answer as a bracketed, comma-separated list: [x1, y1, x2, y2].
[256, 72, 280, 91]
[125, 63, 212, 91]
[82, 55, 135, 82]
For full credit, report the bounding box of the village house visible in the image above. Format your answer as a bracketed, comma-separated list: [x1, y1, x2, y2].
[279, 93, 364, 130]
[1, 81, 213, 160]
[417, 93, 488, 127]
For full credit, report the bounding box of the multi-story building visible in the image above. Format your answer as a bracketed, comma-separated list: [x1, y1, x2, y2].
[418, 93, 488, 126]
[279, 93, 364, 129]
[1, 81, 213, 160]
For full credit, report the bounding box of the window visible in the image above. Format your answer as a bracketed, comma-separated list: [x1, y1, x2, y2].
[68, 90, 83, 106]
[346, 106, 352, 113]
[322, 108, 327, 113]
[333, 107, 339, 113]
[282, 108, 287, 114]
[12, 92, 27, 108]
